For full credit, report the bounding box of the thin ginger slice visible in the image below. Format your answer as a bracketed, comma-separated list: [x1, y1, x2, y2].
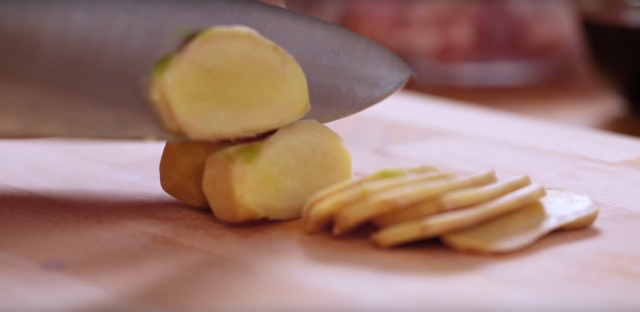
[303, 165, 438, 218]
[440, 189, 598, 253]
[440, 175, 532, 210]
[202, 120, 352, 223]
[559, 208, 599, 230]
[159, 141, 223, 208]
[332, 170, 498, 236]
[304, 170, 455, 233]
[302, 165, 440, 231]
[152, 26, 310, 141]
[372, 175, 532, 228]
[370, 183, 546, 248]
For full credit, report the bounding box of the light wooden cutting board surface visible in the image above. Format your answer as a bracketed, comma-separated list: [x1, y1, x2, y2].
[1, 91, 639, 312]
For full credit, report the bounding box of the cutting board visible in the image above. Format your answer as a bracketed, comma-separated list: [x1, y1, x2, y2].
[1, 91, 639, 312]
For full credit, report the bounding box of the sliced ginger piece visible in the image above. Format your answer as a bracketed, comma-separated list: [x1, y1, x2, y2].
[372, 200, 443, 229]
[152, 26, 310, 141]
[372, 175, 531, 228]
[302, 165, 439, 230]
[202, 120, 352, 223]
[440, 189, 598, 253]
[333, 170, 498, 236]
[304, 171, 455, 233]
[159, 141, 223, 208]
[560, 208, 599, 230]
[303, 165, 438, 217]
[440, 175, 532, 210]
[371, 183, 546, 248]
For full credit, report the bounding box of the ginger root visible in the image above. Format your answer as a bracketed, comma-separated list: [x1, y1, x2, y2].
[203, 120, 352, 223]
[150, 26, 309, 141]
[159, 141, 223, 208]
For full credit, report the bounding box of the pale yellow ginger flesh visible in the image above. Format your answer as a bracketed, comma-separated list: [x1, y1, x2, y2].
[303, 164, 598, 254]
[440, 175, 532, 211]
[150, 55, 183, 134]
[370, 184, 546, 248]
[332, 171, 498, 236]
[559, 208, 599, 230]
[441, 189, 598, 253]
[150, 26, 310, 140]
[304, 170, 455, 233]
[202, 120, 352, 223]
[159, 141, 223, 208]
[302, 165, 440, 232]
[303, 165, 438, 218]
[372, 175, 531, 228]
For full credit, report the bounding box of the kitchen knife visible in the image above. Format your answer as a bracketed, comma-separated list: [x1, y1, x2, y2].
[0, 0, 412, 140]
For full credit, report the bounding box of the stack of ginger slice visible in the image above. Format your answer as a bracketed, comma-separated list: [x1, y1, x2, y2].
[302, 166, 599, 254]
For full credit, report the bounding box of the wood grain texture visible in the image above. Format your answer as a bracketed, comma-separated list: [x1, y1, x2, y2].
[1, 91, 639, 312]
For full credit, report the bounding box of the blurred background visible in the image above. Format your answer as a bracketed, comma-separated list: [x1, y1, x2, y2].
[286, 0, 640, 137]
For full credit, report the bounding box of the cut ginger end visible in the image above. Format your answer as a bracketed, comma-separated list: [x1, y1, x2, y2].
[150, 26, 310, 141]
[202, 120, 353, 224]
[159, 141, 223, 208]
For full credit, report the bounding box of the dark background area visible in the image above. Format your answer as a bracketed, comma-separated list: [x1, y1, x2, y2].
[287, 0, 640, 137]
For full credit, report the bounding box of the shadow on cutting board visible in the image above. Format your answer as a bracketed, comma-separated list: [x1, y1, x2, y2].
[296, 227, 601, 276]
[0, 191, 600, 277]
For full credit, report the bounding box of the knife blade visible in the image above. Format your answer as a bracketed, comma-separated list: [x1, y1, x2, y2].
[0, 0, 412, 140]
